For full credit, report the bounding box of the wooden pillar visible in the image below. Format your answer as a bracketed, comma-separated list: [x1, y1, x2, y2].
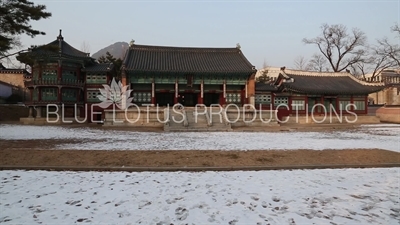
[335, 97, 339, 113]
[174, 80, 178, 104]
[199, 80, 203, 104]
[245, 81, 248, 103]
[304, 96, 308, 115]
[364, 95, 368, 114]
[271, 93, 275, 110]
[223, 81, 226, 98]
[57, 60, 62, 80]
[320, 96, 324, 114]
[151, 80, 155, 105]
[28, 107, 33, 118]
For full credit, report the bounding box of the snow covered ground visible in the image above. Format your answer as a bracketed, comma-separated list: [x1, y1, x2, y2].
[0, 124, 399, 151]
[0, 168, 399, 224]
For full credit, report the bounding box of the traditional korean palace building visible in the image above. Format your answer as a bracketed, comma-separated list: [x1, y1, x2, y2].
[19, 30, 386, 125]
[20, 30, 114, 119]
[120, 42, 256, 107]
[255, 68, 385, 119]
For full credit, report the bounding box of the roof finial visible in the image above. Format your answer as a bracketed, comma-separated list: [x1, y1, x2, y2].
[236, 43, 241, 49]
[280, 66, 286, 71]
[57, 29, 63, 40]
[129, 39, 135, 47]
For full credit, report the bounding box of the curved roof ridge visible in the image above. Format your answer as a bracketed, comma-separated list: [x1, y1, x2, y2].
[346, 73, 385, 87]
[61, 40, 89, 57]
[131, 44, 239, 52]
[284, 69, 349, 77]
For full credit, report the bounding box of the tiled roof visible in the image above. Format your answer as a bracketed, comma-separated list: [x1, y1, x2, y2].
[83, 63, 114, 72]
[123, 44, 256, 75]
[29, 30, 91, 60]
[255, 82, 277, 92]
[277, 69, 385, 95]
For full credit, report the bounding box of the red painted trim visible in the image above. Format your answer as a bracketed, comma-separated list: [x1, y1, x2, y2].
[197, 93, 203, 104]
[57, 65, 62, 80]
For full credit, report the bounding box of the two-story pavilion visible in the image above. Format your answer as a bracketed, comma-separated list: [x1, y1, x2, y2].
[120, 43, 257, 107]
[22, 30, 94, 118]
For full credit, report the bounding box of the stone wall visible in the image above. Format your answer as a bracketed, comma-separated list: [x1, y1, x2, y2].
[376, 106, 400, 124]
[0, 72, 25, 88]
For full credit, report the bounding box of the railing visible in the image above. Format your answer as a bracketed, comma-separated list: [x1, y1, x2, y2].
[382, 77, 400, 86]
[25, 79, 85, 87]
[24, 100, 84, 105]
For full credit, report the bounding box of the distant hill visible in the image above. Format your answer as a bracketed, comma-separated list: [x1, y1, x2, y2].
[91, 42, 129, 60]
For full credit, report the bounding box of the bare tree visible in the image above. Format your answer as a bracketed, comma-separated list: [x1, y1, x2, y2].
[351, 23, 400, 81]
[351, 45, 397, 80]
[303, 23, 367, 72]
[80, 41, 91, 53]
[293, 56, 308, 70]
[307, 54, 328, 72]
[392, 23, 400, 34]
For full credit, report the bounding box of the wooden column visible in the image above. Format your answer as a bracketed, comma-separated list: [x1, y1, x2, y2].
[364, 95, 368, 114]
[57, 60, 62, 80]
[151, 80, 155, 105]
[335, 97, 339, 113]
[174, 80, 178, 104]
[199, 80, 203, 104]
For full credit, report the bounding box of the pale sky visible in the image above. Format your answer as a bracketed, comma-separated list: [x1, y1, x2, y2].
[16, 0, 400, 69]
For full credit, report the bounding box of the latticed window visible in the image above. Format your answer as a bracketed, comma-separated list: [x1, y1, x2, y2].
[41, 88, 57, 100]
[255, 94, 271, 104]
[226, 93, 241, 104]
[339, 100, 351, 110]
[86, 74, 107, 83]
[87, 90, 101, 101]
[133, 92, 151, 103]
[292, 100, 305, 110]
[354, 101, 365, 110]
[274, 97, 288, 107]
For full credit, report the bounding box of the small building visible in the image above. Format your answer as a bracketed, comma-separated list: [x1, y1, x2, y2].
[120, 43, 257, 107]
[0, 64, 31, 101]
[368, 69, 400, 105]
[255, 68, 385, 120]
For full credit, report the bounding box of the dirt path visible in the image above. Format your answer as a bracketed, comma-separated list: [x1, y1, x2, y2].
[1, 149, 399, 169]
